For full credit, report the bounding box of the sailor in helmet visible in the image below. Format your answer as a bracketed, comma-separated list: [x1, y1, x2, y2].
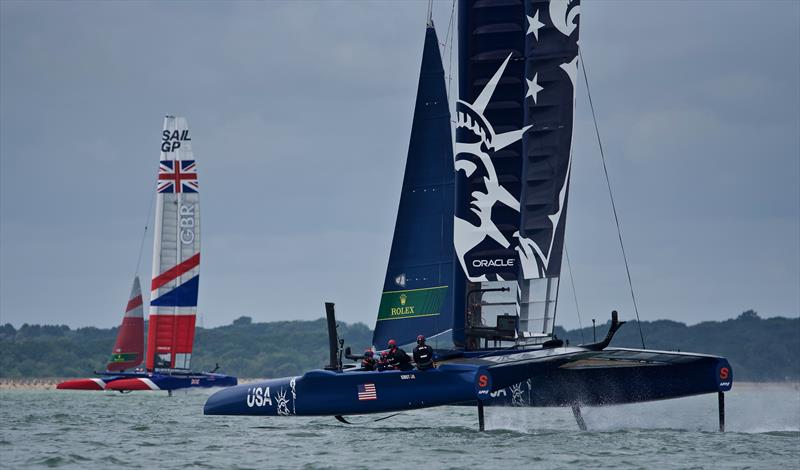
[386, 339, 413, 371]
[377, 350, 392, 371]
[360, 349, 377, 371]
[413, 335, 434, 370]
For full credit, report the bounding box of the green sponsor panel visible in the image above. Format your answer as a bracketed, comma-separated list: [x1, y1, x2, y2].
[109, 353, 138, 363]
[377, 286, 447, 321]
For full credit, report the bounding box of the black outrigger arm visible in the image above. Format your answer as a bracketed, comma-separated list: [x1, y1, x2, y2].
[343, 347, 362, 362]
[580, 310, 626, 351]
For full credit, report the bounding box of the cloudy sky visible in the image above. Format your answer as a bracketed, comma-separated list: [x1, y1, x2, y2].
[1, 0, 798, 331]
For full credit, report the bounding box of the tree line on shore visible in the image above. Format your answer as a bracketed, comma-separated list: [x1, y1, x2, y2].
[0, 310, 796, 381]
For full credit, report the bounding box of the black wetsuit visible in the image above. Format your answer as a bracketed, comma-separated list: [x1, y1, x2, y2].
[361, 357, 377, 371]
[387, 347, 413, 371]
[413, 344, 434, 370]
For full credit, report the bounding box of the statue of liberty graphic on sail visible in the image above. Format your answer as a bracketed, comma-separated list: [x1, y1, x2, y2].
[454, 0, 579, 282]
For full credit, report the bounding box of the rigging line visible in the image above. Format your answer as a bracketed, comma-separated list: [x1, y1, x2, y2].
[426, 0, 433, 26]
[578, 51, 646, 349]
[444, 0, 456, 105]
[133, 181, 157, 279]
[564, 247, 585, 343]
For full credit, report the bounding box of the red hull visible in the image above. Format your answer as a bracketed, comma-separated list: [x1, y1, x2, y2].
[106, 378, 159, 391]
[56, 378, 106, 390]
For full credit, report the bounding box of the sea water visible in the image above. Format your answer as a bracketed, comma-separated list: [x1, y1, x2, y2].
[1, 384, 798, 469]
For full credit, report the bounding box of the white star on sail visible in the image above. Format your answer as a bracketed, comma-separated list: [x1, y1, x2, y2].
[526, 11, 544, 40]
[526, 73, 543, 104]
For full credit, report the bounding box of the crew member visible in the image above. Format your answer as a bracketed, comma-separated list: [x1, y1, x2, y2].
[413, 335, 434, 370]
[361, 349, 377, 371]
[386, 339, 413, 371]
[377, 350, 392, 371]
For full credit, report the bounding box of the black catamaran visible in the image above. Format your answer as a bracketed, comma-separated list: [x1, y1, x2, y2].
[205, 0, 732, 430]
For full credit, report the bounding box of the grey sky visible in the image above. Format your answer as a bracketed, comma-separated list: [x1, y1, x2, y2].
[1, 0, 798, 331]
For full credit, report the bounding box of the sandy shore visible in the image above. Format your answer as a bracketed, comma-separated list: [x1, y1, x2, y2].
[0, 378, 64, 390]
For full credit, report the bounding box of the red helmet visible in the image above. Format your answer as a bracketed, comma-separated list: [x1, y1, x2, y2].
[388, 339, 397, 348]
[417, 335, 426, 344]
[380, 351, 389, 358]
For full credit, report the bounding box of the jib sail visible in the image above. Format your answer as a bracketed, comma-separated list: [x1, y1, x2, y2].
[106, 276, 144, 371]
[373, 22, 456, 348]
[454, 0, 580, 340]
[146, 116, 200, 370]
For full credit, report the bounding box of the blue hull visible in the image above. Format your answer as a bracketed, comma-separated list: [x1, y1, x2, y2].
[204, 364, 492, 416]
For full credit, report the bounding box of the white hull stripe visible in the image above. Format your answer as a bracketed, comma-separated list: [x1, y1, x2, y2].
[91, 378, 107, 390]
[139, 378, 161, 390]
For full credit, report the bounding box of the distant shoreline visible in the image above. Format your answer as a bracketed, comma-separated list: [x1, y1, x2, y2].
[0, 377, 267, 391]
[1, 378, 798, 391]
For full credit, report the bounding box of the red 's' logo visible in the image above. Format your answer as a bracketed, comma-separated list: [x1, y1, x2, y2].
[720, 367, 729, 380]
[478, 375, 489, 388]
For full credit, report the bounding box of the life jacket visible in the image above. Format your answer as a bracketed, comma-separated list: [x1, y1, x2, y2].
[413, 344, 434, 370]
[361, 357, 377, 371]
[377, 352, 392, 371]
[388, 347, 412, 371]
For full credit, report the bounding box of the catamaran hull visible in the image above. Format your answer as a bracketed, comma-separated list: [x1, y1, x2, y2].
[106, 372, 237, 392]
[485, 350, 732, 407]
[56, 371, 153, 391]
[57, 378, 118, 390]
[204, 346, 732, 417]
[204, 364, 493, 417]
[57, 372, 236, 392]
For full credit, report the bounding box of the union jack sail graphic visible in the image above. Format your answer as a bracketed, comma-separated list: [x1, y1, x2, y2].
[147, 116, 201, 371]
[157, 160, 198, 193]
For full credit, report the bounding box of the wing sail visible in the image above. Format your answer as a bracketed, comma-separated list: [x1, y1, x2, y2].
[454, 0, 581, 341]
[145, 116, 200, 370]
